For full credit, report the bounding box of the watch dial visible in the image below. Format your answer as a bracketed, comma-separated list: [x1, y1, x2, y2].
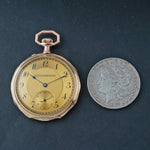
[16, 56, 74, 115]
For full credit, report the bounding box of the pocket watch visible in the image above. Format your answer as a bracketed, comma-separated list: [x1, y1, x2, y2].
[11, 30, 81, 121]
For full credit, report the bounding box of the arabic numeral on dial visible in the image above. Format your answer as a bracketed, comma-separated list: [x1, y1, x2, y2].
[62, 93, 67, 100]
[31, 101, 35, 108]
[23, 93, 27, 99]
[23, 72, 29, 77]
[32, 64, 36, 69]
[64, 71, 68, 76]
[20, 82, 24, 88]
[56, 64, 58, 70]
[43, 61, 48, 67]
[66, 82, 71, 88]
[54, 101, 59, 108]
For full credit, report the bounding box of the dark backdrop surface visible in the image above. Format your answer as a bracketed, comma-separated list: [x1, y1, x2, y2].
[0, 0, 150, 150]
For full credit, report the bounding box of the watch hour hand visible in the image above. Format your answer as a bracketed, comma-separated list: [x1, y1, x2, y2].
[29, 73, 45, 85]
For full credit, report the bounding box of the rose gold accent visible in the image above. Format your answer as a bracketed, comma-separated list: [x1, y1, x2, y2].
[35, 30, 60, 54]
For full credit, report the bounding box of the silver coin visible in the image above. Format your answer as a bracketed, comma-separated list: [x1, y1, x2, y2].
[87, 58, 141, 109]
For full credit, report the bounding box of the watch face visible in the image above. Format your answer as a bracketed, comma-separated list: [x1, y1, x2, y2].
[11, 54, 80, 120]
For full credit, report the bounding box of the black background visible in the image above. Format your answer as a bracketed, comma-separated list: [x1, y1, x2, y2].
[0, 0, 150, 150]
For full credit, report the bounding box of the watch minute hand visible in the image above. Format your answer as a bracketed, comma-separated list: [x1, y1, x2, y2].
[47, 75, 67, 85]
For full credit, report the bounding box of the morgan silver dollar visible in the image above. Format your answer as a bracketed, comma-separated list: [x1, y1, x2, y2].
[87, 58, 141, 109]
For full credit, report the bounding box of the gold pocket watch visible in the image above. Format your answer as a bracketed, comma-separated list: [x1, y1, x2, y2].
[11, 30, 81, 121]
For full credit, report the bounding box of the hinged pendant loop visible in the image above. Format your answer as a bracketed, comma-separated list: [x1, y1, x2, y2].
[35, 30, 60, 53]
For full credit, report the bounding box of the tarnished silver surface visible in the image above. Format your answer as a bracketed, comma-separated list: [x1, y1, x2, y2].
[87, 58, 141, 109]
